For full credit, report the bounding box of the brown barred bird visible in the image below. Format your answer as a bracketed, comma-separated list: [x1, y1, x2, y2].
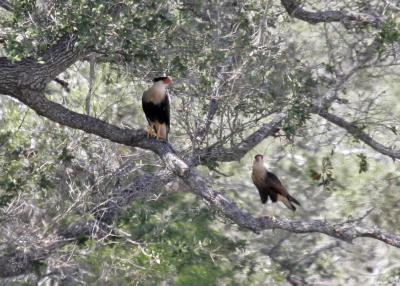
[142, 76, 172, 140]
[252, 154, 300, 211]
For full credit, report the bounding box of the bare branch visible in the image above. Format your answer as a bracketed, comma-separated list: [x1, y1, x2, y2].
[281, 0, 382, 28]
[53, 78, 70, 92]
[85, 54, 96, 115]
[93, 169, 175, 223]
[315, 109, 400, 160]
[194, 75, 223, 143]
[0, 165, 176, 278]
[0, 220, 112, 278]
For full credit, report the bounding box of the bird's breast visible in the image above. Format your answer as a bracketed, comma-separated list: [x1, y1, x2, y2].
[252, 167, 267, 186]
[143, 88, 166, 105]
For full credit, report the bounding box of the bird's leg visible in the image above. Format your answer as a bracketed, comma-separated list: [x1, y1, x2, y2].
[263, 205, 277, 221]
[146, 124, 157, 138]
[154, 122, 162, 140]
[156, 123, 162, 140]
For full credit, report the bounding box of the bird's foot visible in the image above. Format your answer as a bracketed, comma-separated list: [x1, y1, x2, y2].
[156, 127, 161, 140]
[263, 215, 278, 221]
[146, 126, 157, 138]
[154, 122, 166, 141]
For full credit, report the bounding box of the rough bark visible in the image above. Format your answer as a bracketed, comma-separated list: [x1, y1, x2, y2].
[0, 0, 12, 12]
[0, 35, 83, 95]
[280, 0, 382, 27]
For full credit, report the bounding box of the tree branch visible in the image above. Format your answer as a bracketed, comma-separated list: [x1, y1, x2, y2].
[0, 35, 84, 95]
[0, 220, 112, 278]
[0, 0, 12, 12]
[192, 113, 284, 164]
[194, 75, 223, 144]
[281, 0, 382, 28]
[0, 161, 176, 278]
[4, 88, 188, 177]
[93, 169, 176, 223]
[85, 54, 96, 115]
[3, 41, 397, 253]
[1, 25, 399, 279]
[53, 78, 70, 92]
[315, 109, 400, 160]
[180, 169, 400, 248]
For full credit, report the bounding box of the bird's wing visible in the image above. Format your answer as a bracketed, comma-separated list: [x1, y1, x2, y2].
[142, 90, 153, 125]
[266, 171, 290, 197]
[258, 188, 269, 204]
[161, 93, 170, 131]
[251, 173, 269, 204]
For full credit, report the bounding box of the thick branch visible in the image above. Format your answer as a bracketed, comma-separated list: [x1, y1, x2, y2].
[0, 0, 12, 12]
[0, 35, 85, 95]
[315, 109, 400, 160]
[0, 26, 398, 279]
[8, 89, 188, 177]
[281, 0, 382, 27]
[181, 167, 400, 248]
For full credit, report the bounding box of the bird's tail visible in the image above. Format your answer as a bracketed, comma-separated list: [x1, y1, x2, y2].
[287, 195, 301, 211]
[279, 194, 301, 211]
[288, 195, 300, 206]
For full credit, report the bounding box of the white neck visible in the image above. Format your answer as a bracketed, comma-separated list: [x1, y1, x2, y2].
[153, 81, 167, 92]
[252, 160, 267, 177]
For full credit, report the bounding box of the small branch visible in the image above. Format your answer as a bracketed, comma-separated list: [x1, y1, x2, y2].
[54, 78, 70, 92]
[85, 54, 96, 115]
[299, 241, 341, 268]
[194, 75, 223, 143]
[0, 166, 176, 278]
[315, 109, 400, 160]
[280, 0, 382, 28]
[195, 96, 219, 142]
[193, 113, 285, 164]
[0, 220, 112, 278]
[93, 169, 175, 223]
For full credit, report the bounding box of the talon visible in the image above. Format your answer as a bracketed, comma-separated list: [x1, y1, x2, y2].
[146, 125, 157, 138]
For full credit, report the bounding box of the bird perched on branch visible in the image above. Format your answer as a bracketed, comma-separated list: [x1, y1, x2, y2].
[252, 154, 300, 211]
[142, 76, 172, 140]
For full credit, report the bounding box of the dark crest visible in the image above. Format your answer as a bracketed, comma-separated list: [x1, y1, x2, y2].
[153, 76, 169, 82]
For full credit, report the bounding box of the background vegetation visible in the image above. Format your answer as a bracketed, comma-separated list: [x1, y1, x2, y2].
[0, 0, 399, 285]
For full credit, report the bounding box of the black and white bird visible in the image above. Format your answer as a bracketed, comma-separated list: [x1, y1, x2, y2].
[142, 76, 172, 140]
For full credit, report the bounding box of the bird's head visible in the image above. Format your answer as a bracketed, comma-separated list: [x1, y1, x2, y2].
[254, 154, 264, 162]
[153, 76, 172, 87]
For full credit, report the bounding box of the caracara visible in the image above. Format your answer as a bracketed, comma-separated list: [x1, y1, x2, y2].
[142, 76, 172, 140]
[252, 154, 300, 211]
